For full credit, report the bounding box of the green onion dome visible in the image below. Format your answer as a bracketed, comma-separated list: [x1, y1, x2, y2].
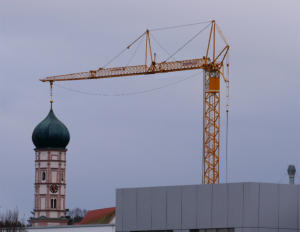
[32, 107, 70, 150]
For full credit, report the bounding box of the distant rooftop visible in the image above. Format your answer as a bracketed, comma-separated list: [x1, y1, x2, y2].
[79, 207, 115, 225]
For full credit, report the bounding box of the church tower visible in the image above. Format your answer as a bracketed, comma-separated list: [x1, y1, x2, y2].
[30, 105, 70, 227]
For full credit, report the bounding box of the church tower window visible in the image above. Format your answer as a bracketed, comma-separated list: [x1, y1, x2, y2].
[50, 199, 57, 209]
[42, 171, 46, 181]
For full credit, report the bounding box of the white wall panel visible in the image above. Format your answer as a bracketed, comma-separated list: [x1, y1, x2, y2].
[197, 184, 212, 228]
[182, 185, 197, 229]
[52, 171, 57, 182]
[228, 183, 243, 227]
[243, 183, 259, 227]
[151, 187, 167, 230]
[241, 229, 258, 232]
[39, 211, 46, 217]
[166, 186, 181, 229]
[27, 225, 115, 232]
[40, 152, 48, 160]
[40, 162, 47, 168]
[49, 212, 58, 218]
[258, 228, 277, 232]
[61, 185, 65, 195]
[279, 184, 297, 229]
[278, 230, 297, 232]
[40, 185, 47, 194]
[116, 189, 123, 232]
[259, 184, 279, 228]
[123, 189, 137, 231]
[212, 184, 227, 228]
[136, 188, 151, 230]
[40, 198, 45, 209]
[50, 162, 59, 168]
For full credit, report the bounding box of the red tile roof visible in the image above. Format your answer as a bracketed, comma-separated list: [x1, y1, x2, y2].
[78, 207, 115, 225]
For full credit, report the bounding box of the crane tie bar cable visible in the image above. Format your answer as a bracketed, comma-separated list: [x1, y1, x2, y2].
[102, 31, 146, 68]
[150, 33, 172, 58]
[150, 21, 212, 31]
[164, 23, 211, 62]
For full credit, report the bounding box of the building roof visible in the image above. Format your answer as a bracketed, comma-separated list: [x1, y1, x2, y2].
[78, 207, 115, 225]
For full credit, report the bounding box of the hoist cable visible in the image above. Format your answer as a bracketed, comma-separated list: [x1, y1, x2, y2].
[225, 109, 229, 183]
[150, 21, 212, 32]
[164, 23, 211, 62]
[55, 72, 200, 97]
[225, 49, 230, 183]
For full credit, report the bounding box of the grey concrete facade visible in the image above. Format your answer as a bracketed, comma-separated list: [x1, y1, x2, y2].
[116, 183, 299, 232]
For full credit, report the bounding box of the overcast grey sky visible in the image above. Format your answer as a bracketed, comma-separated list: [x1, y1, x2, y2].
[0, 0, 299, 219]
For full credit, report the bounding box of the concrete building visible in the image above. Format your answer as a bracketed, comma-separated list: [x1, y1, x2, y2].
[116, 182, 300, 232]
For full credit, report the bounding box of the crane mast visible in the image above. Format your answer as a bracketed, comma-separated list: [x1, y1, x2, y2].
[41, 20, 229, 184]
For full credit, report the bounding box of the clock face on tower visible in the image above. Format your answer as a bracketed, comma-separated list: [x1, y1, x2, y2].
[50, 184, 59, 193]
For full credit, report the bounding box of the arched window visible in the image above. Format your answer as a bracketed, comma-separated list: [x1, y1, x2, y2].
[61, 172, 64, 182]
[50, 199, 56, 209]
[42, 171, 46, 181]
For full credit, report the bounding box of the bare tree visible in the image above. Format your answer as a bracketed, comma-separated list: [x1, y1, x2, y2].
[67, 208, 87, 225]
[0, 208, 25, 231]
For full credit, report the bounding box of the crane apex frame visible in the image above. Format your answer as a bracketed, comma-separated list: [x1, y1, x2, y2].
[40, 20, 230, 184]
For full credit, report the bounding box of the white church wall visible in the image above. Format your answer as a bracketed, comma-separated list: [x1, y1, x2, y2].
[40, 152, 48, 160]
[50, 162, 59, 168]
[52, 171, 57, 182]
[27, 224, 115, 232]
[49, 212, 58, 218]
[60, 186, 65, 195]
[40, 162, 47, 168]
[39, 212, 46, 217]
[40, 185, 47, 194]
[40, 198, 45, 210]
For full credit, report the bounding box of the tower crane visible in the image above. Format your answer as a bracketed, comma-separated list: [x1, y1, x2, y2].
[40, 20, 230, 184]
